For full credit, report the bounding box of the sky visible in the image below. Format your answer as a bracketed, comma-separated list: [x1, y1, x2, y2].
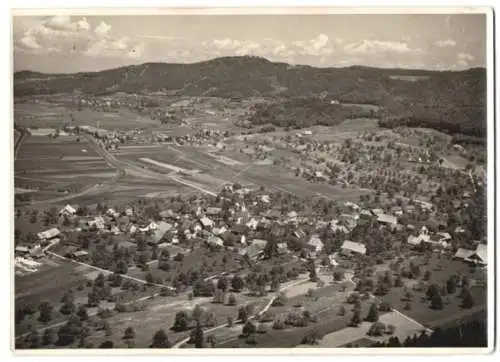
[12, 13, 487, 73]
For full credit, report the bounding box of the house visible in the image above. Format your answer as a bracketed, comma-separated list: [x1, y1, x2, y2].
[125, 208, 134, 217]
[139, 221, 159, 233]
[376, 213, 398, 226]
[110, 226, 121, 235]
[73, 250, 89, 260]
[287, 211, 298, 220]
[246, 218, 259, 231]
[344, 201, 360, 211]
[328, 254, 339, 267]
[265, 209, 281, 220]
[294, 228, 307, 240]
[106, 208, 119, 218]
[455, 226, 466, 234]
[340, 240, 367, 256]
[330, 220, 349, 234]
[37, 227, 61, 241]
[260, 195, 271, 204]
[207, 234, 224, 247]
[206, 207, 222, 217]
[407, 233, 430, 246]
[129, 224, 138, 234]
[148, 221, 173, 244]
[88, 216, 105, 230]
[199, 216, 214, 229]
[238, 243, 265, 259]
[15, 246, 30, 255]
[359, 209, 373, 218]
[251, 239, 268, 249]
[29, 244, 45, 259]
[390, 206, 404, 216]
[59, 204, 77, 217]
[277, 242, 288, 255]
[212, 226, 227, 236]
[308, 235, 324, 253]
[455, 244, 487, 266]
[371, 208, 385, 216]
[437, 232, 452, 242]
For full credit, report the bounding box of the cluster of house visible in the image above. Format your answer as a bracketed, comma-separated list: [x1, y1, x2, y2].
[16, 181, 488, 276]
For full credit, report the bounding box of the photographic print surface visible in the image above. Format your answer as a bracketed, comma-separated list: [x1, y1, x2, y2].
[12, 9, 489, 351]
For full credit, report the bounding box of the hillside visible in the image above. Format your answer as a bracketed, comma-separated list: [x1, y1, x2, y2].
[14, 56, 487, 137]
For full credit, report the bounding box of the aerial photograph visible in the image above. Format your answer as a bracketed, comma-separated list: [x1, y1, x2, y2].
[12, 10, 489, 351]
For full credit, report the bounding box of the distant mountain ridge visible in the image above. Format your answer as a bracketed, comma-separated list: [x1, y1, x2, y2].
[13, 56, 486, 107]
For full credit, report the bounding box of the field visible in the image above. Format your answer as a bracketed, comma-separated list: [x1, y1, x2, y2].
[14, 135, 116, 202]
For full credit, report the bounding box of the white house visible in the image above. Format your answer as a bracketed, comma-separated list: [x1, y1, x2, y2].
[59, 204, 77, 217]
[308, 235, 324, 253]
[37, 227, 61, 241]
[340, 240, 367, 256]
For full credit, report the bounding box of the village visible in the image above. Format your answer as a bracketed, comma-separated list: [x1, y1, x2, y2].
[14, 169, 487, 349]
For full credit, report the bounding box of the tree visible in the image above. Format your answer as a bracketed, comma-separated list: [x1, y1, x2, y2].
[77, 305, 89, 320]
[94, 273, 106, 288]
[217, 276, 228, 291]
[59, 299, 76, 315]
[193, 323, 204, 348]
[192, 304, 204, 323]
[227, 293, 237, 306]
[99, 341, 114, 348]
[423, 270, 432, 281]
[150, 329, 171, 348]
[446, 277, 457, 294]
[242, 321, 257, 337]
[123, 327, 135, 340]
[367, 322, 386, 337]
[461, 288, 474, 309]
[350, 309, 362, 327]
[272, 291, 288, 306]
[42, 329, 55, 346]
[394, 275, 404, 287]
[26, 330, 40, 349]
[238, 306, 249, 323]
[426, 284, 440, 300]
[87, 289, 100, 307]
[365, 302, 379, 322]
[38, 301, 53, 323]
[430, 294, 444, 310]
[231, 275, 245, 292]
[173, 311, 190, 331]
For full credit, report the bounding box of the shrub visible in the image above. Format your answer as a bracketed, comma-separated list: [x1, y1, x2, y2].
[367, 322, 386, 337]
[272, 319, 285, 330]
[379, 301, 392, 312]
[386, 324, 396, 335]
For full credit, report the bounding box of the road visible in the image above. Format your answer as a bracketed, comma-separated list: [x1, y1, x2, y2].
[14, 131, 27, 160]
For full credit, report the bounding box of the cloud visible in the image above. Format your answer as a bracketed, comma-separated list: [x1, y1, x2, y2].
[19, 34, 41, 50]
[14, 16, 142, 59]
[344, 40, 420, 54]
[434, 39, 457, 48]
[94, 21, 112, 36]
[458, 52, 474, 61]
[292, 33, 338, 57]
[452, 52, 475, 69]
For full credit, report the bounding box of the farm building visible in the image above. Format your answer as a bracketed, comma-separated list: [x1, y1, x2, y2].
[340, 240, 367, 256]
[15, 246, 30, 256]
[59, 204, 77, 217]
[72, 250, 89, 260]
[148, 221, 173, 244]
[37, 227, 61, 241]
[246, 218, 259, 230]
[277, 242, 288, 255]
[454, 244, 487, 266]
